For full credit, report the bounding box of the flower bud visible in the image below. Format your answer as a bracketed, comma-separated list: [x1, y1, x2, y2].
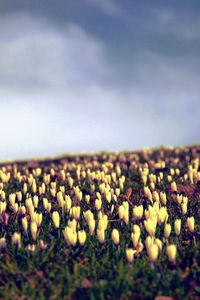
[144, 219, 156, 236]
[65, 196, 72, 211]
[60, 169, 66, 181]
[132, 232, 140, 247]
[187, 216, 195, 232]
[22, 217, 28, 234]
[68, 177, 73, 188]
[164, 223, 171, 239]
[133, 205, 143, 220]
[96, 192, 101, 200]
[47, 202, 52, 213]
[160, 192, 167, 205]
[126, 248, 136, 263]
[72, 206, 81, 220]
[68, 219, 77, 232]
[27, 244, 36, 252]
[145, 236, 154, 250]
[0, 237, 6, 252]
[133, 224, 141, 235]
[63, 227, 77, 246]
[50, 188, 56, 197]
[106, 192, 112, 203]
[115, 188, 120, 197]
[174, 219, 181, 236]
[32, 180, 37, 193]
[166, 244, 177, 263]
[95, 198, 102, 211]
[78, 230, 87, 246]
[85, 195, 90, 204]
[88, 219, 95, 235]
[13, 203, 19, 213]
[9, 193, 16, 207]
[23, 183, 28, 194]
[31, 221, 38, 240]
[111, 229, 120, 245]
[158, 207, 168, 224]
[181, 203, 187, 215]
[123, 209, 129, 225]
[43, 198, 48, 210]
[147, 243, 159, 263]
[171, 181, 177, 192]
[52, 211, 60, 228]
[155, 238, 162, 252]
[12, 232, 21, 248]
[118, 205, 124, 219]
[97, 229, 105, 244]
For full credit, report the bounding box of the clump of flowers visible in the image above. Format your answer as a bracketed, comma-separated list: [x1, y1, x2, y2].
[0, 146, 198, 270]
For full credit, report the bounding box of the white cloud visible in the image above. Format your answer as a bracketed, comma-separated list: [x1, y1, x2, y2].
[1, 87, 198, 160]
[0, 12, 112, 93]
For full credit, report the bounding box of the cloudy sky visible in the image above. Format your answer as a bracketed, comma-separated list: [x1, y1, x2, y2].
[0, 0, 200, 159]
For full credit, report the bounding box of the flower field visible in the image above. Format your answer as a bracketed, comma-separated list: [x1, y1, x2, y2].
[0, 146, 199, 299]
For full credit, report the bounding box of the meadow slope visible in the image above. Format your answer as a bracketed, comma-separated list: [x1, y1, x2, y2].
[0, 146, 199, 299]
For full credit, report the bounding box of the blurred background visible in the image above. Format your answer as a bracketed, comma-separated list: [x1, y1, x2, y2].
[0, 0, 200, 160]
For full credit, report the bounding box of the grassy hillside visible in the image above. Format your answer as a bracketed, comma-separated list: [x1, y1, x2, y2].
[0, 146, 199, 299]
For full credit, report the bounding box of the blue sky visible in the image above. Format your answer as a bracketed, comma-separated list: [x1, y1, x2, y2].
[0, 0, 200, 159]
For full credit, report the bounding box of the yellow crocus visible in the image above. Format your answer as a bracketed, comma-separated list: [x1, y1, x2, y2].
[133, 224, 141, 235]
[68, 219, 77, 232]
[160, 192, 167, 205]
[78, 230, 87, 246]
[95, 198, 102, 211]
[97, 229, 105, 244]
[33, 196, 39, 208]
[9, 193, 16, 207]
[31, 221, 38, 240]
[132, 205, 143, 220]
[106, 192, 112, 203]
[171, 181, 177, 192]
[174, 219, 181, 236]
[123, 209, 129, 225]
[164, 223, 171, 239]
[111, 229, 120, 245]
[52, 211, 60, 228]
[131, 232, 140, 248]
[88, 219, 95, 235]
[72, 206, 81, 220]
[43, 198, 48, 210]
[68, 177, 74, 188]
[155, 238, 162, 253]
[12, 232, 21, 248]
[187, 216, 195, 232]
[118, 205, 124, 219]
[63, 227, 77, 246]
[144, 219, 156, 236]
[166, 244, 177, 263]
[65, 196, 72, 211]
[22, 217, 28, 234]
[145, 236, 154, 250]
[126, 248, 136, 263]
[147, 243, 159, 263]
[181, 203, 187, 215]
